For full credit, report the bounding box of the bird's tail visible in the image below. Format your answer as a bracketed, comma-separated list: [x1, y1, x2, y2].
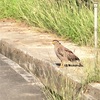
[78, 61, 83, 67]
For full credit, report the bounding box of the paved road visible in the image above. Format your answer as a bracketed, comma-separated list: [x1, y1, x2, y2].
[0, 54, 46, 100]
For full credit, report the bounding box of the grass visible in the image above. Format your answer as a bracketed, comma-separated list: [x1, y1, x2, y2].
[0, 0, 100, 46]
[84, 51, 100, 84]
[43, 56, 100, 100]
[0, 0, 100, 100]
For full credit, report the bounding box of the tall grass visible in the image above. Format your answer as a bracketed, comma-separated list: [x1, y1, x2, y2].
[84, 51, 100, 84]
[0, 0, 100, 46]
[0, 0, 100, 99]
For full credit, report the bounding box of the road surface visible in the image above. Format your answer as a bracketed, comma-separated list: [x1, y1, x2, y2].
[0, 54, 46, 100]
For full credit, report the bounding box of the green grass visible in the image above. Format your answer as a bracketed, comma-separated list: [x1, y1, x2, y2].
[0, 0, 100, 100]
[44, 56, 100, 100]
[0, 0, 100, 46]
[84, 51, 100, 84]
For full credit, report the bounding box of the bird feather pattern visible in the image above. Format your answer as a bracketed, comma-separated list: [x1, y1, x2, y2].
[52, 40, 81, 67]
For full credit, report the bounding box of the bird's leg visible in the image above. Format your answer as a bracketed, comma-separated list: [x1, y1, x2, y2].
[60, 61, 65, 68]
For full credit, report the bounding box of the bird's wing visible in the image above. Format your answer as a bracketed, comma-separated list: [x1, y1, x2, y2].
[64, 47, 80, 61]
[57, 45, 73, 58]
[57, 46, 64, 57]
[64, 47, 73, 53]
[56, 45, 80, 62]
[67, 52, 80, 61]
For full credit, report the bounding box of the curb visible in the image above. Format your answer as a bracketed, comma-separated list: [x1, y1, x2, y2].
[0, 39, 99, 100]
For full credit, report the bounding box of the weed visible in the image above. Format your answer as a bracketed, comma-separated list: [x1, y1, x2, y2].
[0, 0, 100, 46]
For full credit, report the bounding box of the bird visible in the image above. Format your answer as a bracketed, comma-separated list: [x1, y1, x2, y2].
[52, 40, 82, 68]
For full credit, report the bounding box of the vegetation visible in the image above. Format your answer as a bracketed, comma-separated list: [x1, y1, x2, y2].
[0, 0, 100, 46]
[44, 57, 100, 100]
[0, 0, 100, 100]
[84, 53, 100, 84]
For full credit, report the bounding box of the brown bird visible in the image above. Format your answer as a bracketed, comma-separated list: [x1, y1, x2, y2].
[52, 40, 82, 68]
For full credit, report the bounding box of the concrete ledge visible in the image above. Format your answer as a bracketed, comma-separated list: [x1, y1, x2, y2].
[0, 39, 100, 100]
[82, 93, 96, 100]
[0, 39, 82, 99]
[0, 20, 99, 100]
[82, 83, 100, 100]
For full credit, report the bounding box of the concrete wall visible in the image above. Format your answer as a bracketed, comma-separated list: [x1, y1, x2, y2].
[0, 39, 100, 100]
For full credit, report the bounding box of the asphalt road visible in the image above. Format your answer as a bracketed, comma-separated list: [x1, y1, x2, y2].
[0, 54, 46, 100]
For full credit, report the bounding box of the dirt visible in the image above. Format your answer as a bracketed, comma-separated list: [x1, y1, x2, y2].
[0, 18, 99, 68]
